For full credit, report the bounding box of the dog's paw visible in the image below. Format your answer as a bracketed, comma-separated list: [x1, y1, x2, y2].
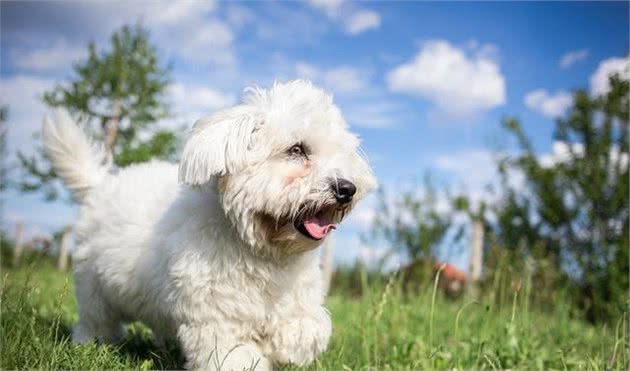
[270, 308, 332, 366]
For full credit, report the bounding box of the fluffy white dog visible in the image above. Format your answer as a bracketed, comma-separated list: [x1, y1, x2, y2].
[42, 80, 376, 370]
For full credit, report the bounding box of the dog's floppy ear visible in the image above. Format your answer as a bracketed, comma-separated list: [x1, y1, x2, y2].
[178, 107, 260, 185]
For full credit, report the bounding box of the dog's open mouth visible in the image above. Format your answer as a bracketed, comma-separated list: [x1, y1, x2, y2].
[294, 207, 338, 241]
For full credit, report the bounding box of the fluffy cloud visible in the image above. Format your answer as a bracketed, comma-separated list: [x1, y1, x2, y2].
[0, 75, 55, 156]
[137, 1, 236, 66]
[345, 10, 381, 35]
[386, 40, 506, 116]
[524, 89, 573, 119]
[144, 0, 216, 26]
[590, 56, 630, 96]
[342, 102, 402, 129]
[171, 20, 235, 66]
[307, 0, 381, 35]
[10, 39, 86, 73]
[167, 83, 235, 126]
[559, 49, 588, 69]
[342, 98, 413, 129]
[293, 62, 405, 128]
[307, 0, 343, 16]
[5, 0, 235, 68]
[295, 62, 367, 93]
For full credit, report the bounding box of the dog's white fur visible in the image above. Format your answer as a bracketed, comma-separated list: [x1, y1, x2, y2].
[43, 80, 376, 370]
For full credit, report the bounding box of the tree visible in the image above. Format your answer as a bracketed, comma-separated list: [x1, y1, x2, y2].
[367, 175, 454, 266]
[496, 74, 629, 322]
[18, 24, 179, 200]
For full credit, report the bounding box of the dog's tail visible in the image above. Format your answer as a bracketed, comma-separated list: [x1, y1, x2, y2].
[42, 109, 110, 202]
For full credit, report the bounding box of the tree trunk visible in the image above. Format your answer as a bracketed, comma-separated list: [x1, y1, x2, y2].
[321, 236, 335, 296]
[469, 219, 484, 282]
[12, 222, 24, 266]
[58, 227, 71, 272]
[104, 100, 121, 157]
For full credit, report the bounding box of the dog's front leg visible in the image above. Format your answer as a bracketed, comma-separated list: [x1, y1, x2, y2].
[178, 323, 271, 371]
[268, 306, 332, 367]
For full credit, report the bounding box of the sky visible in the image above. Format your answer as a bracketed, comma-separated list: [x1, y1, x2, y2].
[1, 0, 629, 270]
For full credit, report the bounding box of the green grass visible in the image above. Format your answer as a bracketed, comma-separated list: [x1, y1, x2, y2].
[2, 261, 627, 370]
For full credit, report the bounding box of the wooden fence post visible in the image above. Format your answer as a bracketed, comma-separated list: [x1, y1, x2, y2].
[469, 219, 484, 282]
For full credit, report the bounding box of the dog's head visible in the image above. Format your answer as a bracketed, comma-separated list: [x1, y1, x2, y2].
[179, 80, 377, 255]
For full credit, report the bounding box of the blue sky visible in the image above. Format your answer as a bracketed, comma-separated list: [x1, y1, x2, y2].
[1, 1, 629, 269]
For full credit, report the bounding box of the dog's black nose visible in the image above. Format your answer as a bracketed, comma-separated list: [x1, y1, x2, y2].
[332, 178, 356, 204]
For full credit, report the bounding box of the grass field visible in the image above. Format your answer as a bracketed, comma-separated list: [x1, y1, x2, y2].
[1, 260, 627, 370]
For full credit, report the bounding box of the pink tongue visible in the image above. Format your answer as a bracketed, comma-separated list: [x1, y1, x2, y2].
[303, 215, 336, 240]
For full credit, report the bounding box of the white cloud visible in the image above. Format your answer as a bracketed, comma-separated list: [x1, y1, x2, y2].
[465, 39, 499, 60]
[225, 4, 255, 29]
[307, 0, 381, 35]
[324, 67, 368, 92]
[10, 39, 86, 73]
[135, 1, 236, 67]
[295, 62, 368, 93]
[42, 0, 235, 67]
[169, 83, 235, 111]
[70, 0, 217, 29]
[0, 75, 51, 115]
[6, 1, 235, 76]
[62, 1, 231, 66]
[145, 0, 216, 26]
[524, 89, 573, 119]
[295, 62, 319, 80]
[168, 83, 235, 122]
[343, 102, 401, 129]
[293, 62, 405, 128]
[345, 10, 381, 35]
[171, 20, 235, 66]
[590, 56, 630, 96]
[386, 40, 506, 116]
[0, 75, 54, 156]
[559, 49, 588, 69]
[308, 0, 343, 17]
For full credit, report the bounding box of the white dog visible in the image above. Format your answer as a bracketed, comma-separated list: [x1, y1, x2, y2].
[42, 80, 376, 370]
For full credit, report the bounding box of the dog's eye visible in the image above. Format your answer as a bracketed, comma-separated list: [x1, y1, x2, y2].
[288, 144, 307, 159]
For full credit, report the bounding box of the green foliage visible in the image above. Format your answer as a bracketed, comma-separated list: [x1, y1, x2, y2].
[496, 74, 629, 323]
[115, 130, 179, 167]
[2, 263, 626, 370]
[18, 24, 179, 201]
[0, 230, 15, 267]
